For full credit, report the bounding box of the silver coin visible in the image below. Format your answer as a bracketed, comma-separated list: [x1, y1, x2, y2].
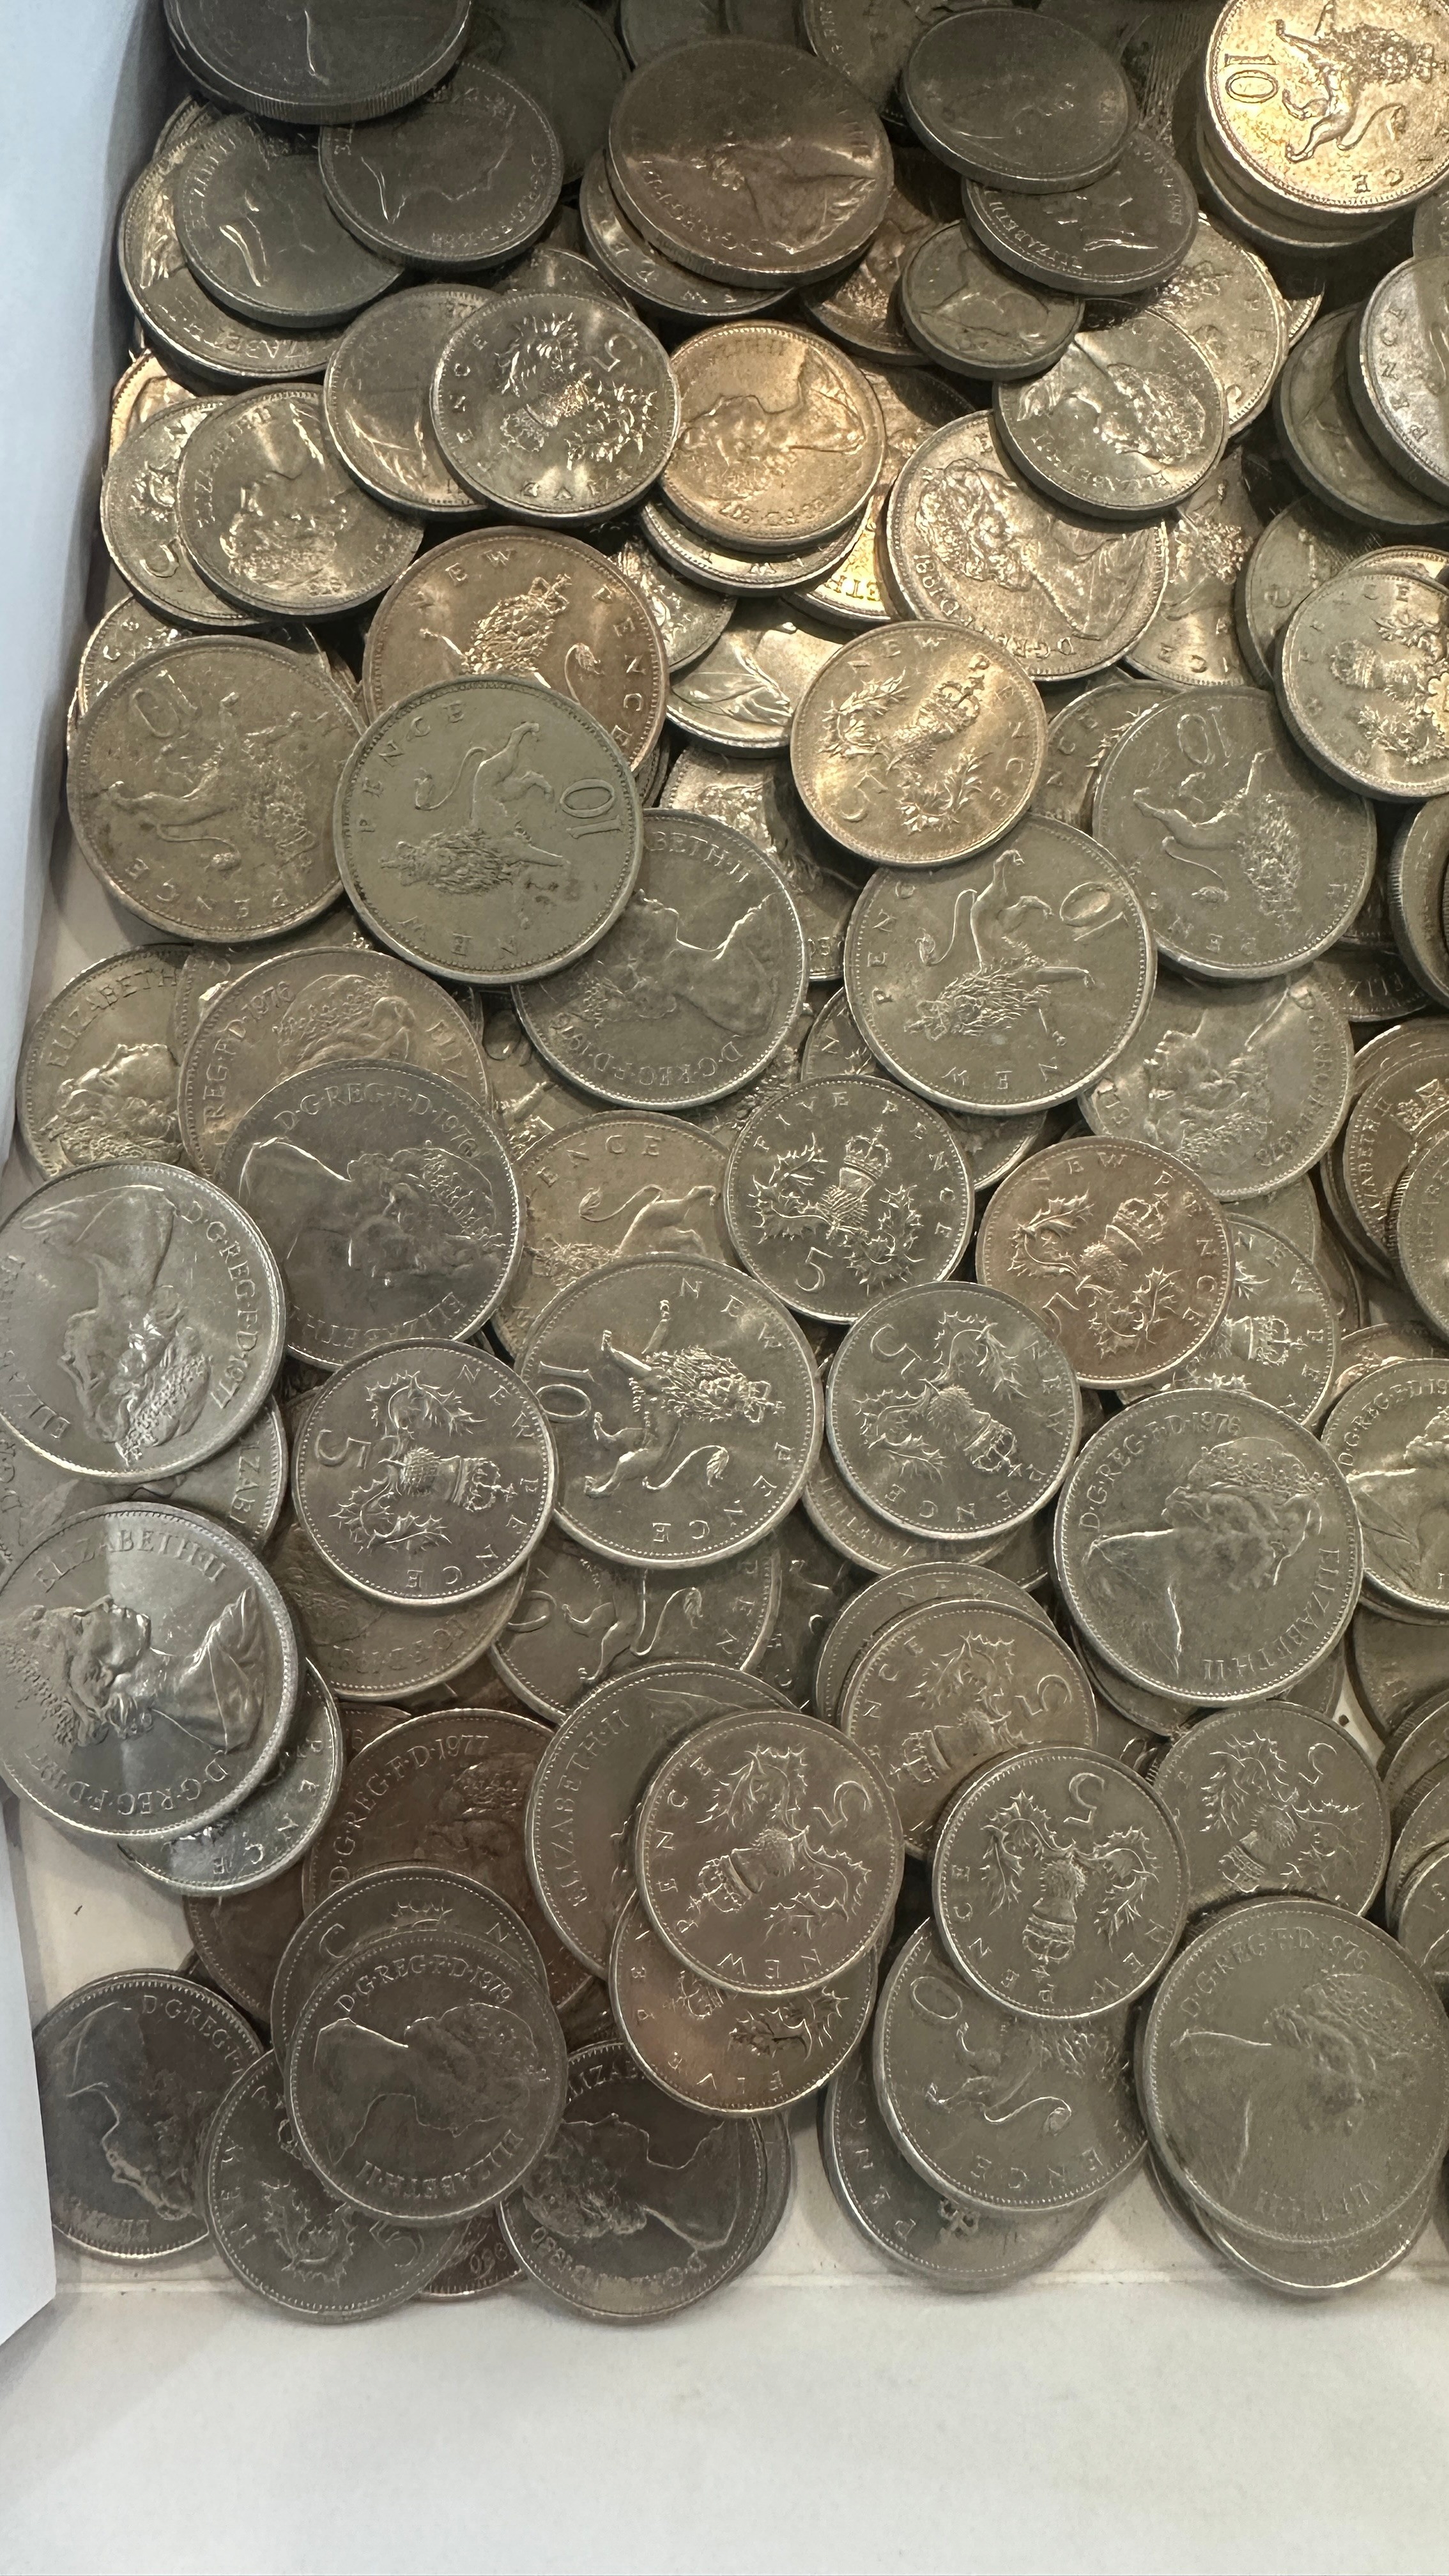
[266, 1508, 525, 1704]
[1132, 1215, 1338, 1428]
[118, 153, 340, 388]
[666, 604, 846, 749]
[479, 1000, 595, 1158]
[660, 746, 864, 982]
[1032, 679, 1174, 830]
[683, 998, 816, 1150]
[641, 494, 863, 597]
[1381, 1692, 1449, 1816]
[164, 0, 471, 123]
[753, 1507, 857, 1706]
[431, 293, 678, 525]
[872, 1923, 1145, 2210]
[120, 1659, 344, 1897]
[1384, 1763, 1449, 1920]
[1274, 312, 1448, 536]
[902, 6, 1134, 192]
[17, 945, 185, 1181]
[1322, 1358, 1449, 1618]
[1350, 1603, 1449, 1738]
[1055, 1388, 1363, 1706]
[1124, 447, 1265, 690]
[578, 150, 785, 322]
[621, 0, 725, 65]
[1351, 257, 1449, 507]
[98, 398, 260, 630]
[323, 282, 498, 517]
[1396, 1844, 1449, 1966]
[1152, 1701, 1387, 1918]
[517, 1254, 820, 1567]
[610, 1890, 875, 2110]
[318, 58, 561, 269]
[1392, 1132, 1449, 1341]
[1278, 567, 1449, 803]
[1222, 1176, 1319, 1262]
[493, 1522, 778, 1719]
[1328, 1324, 1444, 1414]
[1081, 969, 1354, 1202]
[843, 822, 1154, 1117]
[174, 386, 422, 619]
[35, 1969, 261, 2261]
[799, 150, 962, 368]
[271, 1860, 549, 2057]
[1389, 797, 1449, 1010]
[0, 1400, 289, 1567]
[665, 321, 885, 554]
[1235, 498, 1385, 694]
[802, 1440, 1012, 1575]
[1195, 2187, 1435, 2299]
[470, 0, 629, 185]
[169, 907, 374, 1062]
[594, 524, 734, 676]
[813, 1557, 1054, 1722]
[964, 130, 1199, 300]
[1313, 943, 1429, 1029]
[514, 808, 808, 1110]
[75, 594, 192, 717]
[802, 989, 1048, 1190]
[175, 118, 402, 326]
[995, 312, 1226, 524]
[901, 220, 1082, 383]
[1147, 211, 1286, 435]
[802, 0, 986, 118]
[0, 1500, 300, 1844]
[494, 1110, 732, 1358]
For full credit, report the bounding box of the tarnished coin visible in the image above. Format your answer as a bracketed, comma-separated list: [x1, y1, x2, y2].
[901, 222, 1082, 381]
[578, 151, 785, 322]
[498, 2038, 769, 2318]
[607, 40, 893, 286]
[515, 809, 808, 1110]
[665, 324, 883, 554]
[34, 1969, 261, 2261]
[431, 293, 678, 525]
[268, 1508, 523, 1703]
[995, 312, 1225, 523]
[0, 1400, 288, 1568]
[68, 635, 360, 943]
[0, 1162, 284, 1481]
[839, 1596, 1094, 1856]
[790, 621, 1046, 867]
[518, 1254, 820, 1566]
[1149, 212, 1286, 434]
[1279, 567, 1449, 801]
[594, 524, 733, 678]
[118, 157, 341, 388]
[965, 131, 1199, 300]
[1322, 1357, 1449, 1616]
[318, 59, 560, 268]
[843, 822, 1154, 1117]
[977, 1135, 1237, 1389]
[1153, 1701, 1387, 1917]
[635, 1706, 903, 1991]
[0, 1500, 298, 1843]
[170, 908, 374, 1061]
[1081, 969, 1355, 1202]
[1397, 1846, 1449, 1967]
[494, 1110, 731, 1358]
[903, 7, 1134, 191]
[164, 0, 471, 122]
[620, 0, 726, 67]
[18, 947, 184, 1180]
[359, 526, 668, 770]
[933, 1747, 1186, 2017]
[1205, 0, 1449, 222]
[1393, 1131, 1449, 1340]
[176, 118, 402, 326]
[524, 1659, 792, 1974]
[203, 2052, 463, 2319]
[99, 399, 259, 631]
[175, 386, 422, 619]
[493, 1524, 778, 1719]
[723, 1078, 973, 1324]
[219, 1063, 521, 1370]
[802, 0, 986, 118]
[1033, 680, 1174, 827]
[826, 1282, 1081, 1540]
[1093, 686, 1374, 978]
[753, 1509, 857, 1706]
[885, 409, 1169, 682]
[1381, 1692, 1449, 1816]
[120, 1660, 343, 1897]
[323, 282, 497, 518]
[466, 0, 626, 187]
[1390, 797, 1449, 1009]
[1351, 1600, 1449, 1736]
[479, 1000, 594, 1158]
[801, 990, 1048, 1190]
[667, 605, 845, 748]
[814, 1557, 1054, 1722]
[185, 1864, 305, 2020]
[799, 151, 960, 368]
[1274, 312, 1448, 535]
[286, 1922, 565, 2221]
[872, 1923, 1144, 2209]
[1055, 1388, 1363, 1705]
[335, 676, 643, 988]
[1236, 498, 1384, 693]
[292, 1340, 555, 1609]
[1136, 1215, 1338, 1427]
[660, 747, 862, 982]
[272, 1861, 548, 2058]
[1124, 449, 1266, 689]
[1141, 1896, 1449, 2244]
[610, 1891, 875, 2110]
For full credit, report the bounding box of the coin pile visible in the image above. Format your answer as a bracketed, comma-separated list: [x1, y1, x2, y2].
[14, 0, 1449, 2319]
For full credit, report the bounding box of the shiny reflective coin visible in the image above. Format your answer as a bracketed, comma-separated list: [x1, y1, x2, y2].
[292, 1340, 555, 1607]
[35, 1970, 261, 2260]
[1352, 257, 1449, 508]
[165, 0, 470, 122]
[641, 494, 862, 596]
[1152, 1701, 1386, 1918]
[1390, 797, 1449, 1008]
[578, 151, 785, 321]
[0, 1501, 298, 1843]
[1140, 1896, 1449, 2244]
[660, 746, 863, 981]
[827, 1282, 1080, 1540]
[885, 409, 1169, 681]
[791, 621, 1046, 866]
[753, 1508, 856, 1707]
[1384, 1763, 1449, 1918]
[271, 1860, 549, 2057]
[203, 2052, 462, 2319]
[0, 1162, 285, 1481]
[666, 325, 884, 555]
[286, 1922, 566, 2221]
[965, 130, 1199, 300]
[1328, 1324, 1443, 1413]
[1351, 1602, 1449, 1737]
[266, 1508, 524, 1703]
[607, 40, 893, 286]
[635, 1706, 902, 1991]
[1135, 1215, 1338, 1428]
[1396, 1845, 1449, 1966]
[1082, 969, 1354, 1202]
[873, 1923, 1144, 2209]
[318, 58, 560, 268]
[98, 399, 259, 630]
[723, 1077, 973, 1324]
[1124, 448, 1265, 689]
[469, 0, 628, 185]
[1205, 0, 1449, 222]
[1342, 1042, 1449, 1266]
[1055, 1388, 1363, 1703]
[933, 1747, 1186, 2016]
[1093, 687, 1374, 977]
[1225, 1175, 1319, 1262]
[840, 1597, 1094, 1857]
[515, 808, 808, 1109]
[416, 2207, 525, 2300]
[1197, 2190, 1433, 2299]
[903, 7, 1134, 191]
[178, 944, 489, 1180]
[185, 1865, 305, 2020]
[18, 946, 184, 1179]
[431, 293, 678, 525]
[494, 1522, 778, 1720]
[0, 1400, 288, 1566]
[1033, 679, 1174, 827]
[175, 385, 422, 618]
[995, 312, 1225, 523]
[335, 676, 643, 987]
[1235, 497, 1383, 692]
[813, 1558, 1054, 1723]
[498, 2038, 769, 2317]
[799, 150, 960, 367]
[1380, 1691, 1449, 1815]
[360, 524, 669, 769]
[170, 907, 374, 1061]
[901, 222, 1082, 381]
[843, 821, 1154, 1117]
[1392, 1131, 1449, 1340]
[76, 595, 190, 716]
[176, 118, 402, 326]
[1274, 312, 1448, 535]
[323, 282, 497, 518]
[523, 1658, 793, 1974]
[518, 1254, 820, 1566]
[802, 990, 1048, 1190]
[610, 1891, 875, 2110]
[594, 523, 733, 677]
[1279, 567, 1449, 800]
[802, 1441, 1009, 1575]
[494, 1110, 732, 1358]
[1148, 213, 1286, 434]
[121, 1660, 343, 1897]
[118, 156, 341, 387]
[479, 1001, 594, 1158]
[1322, 1358, 1449, 1616]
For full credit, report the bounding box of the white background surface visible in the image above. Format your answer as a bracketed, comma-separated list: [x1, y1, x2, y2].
[4, 5, 1449, 2570]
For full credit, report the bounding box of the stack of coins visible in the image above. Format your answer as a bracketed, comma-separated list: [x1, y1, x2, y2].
[13, 0, 1449, 2319]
